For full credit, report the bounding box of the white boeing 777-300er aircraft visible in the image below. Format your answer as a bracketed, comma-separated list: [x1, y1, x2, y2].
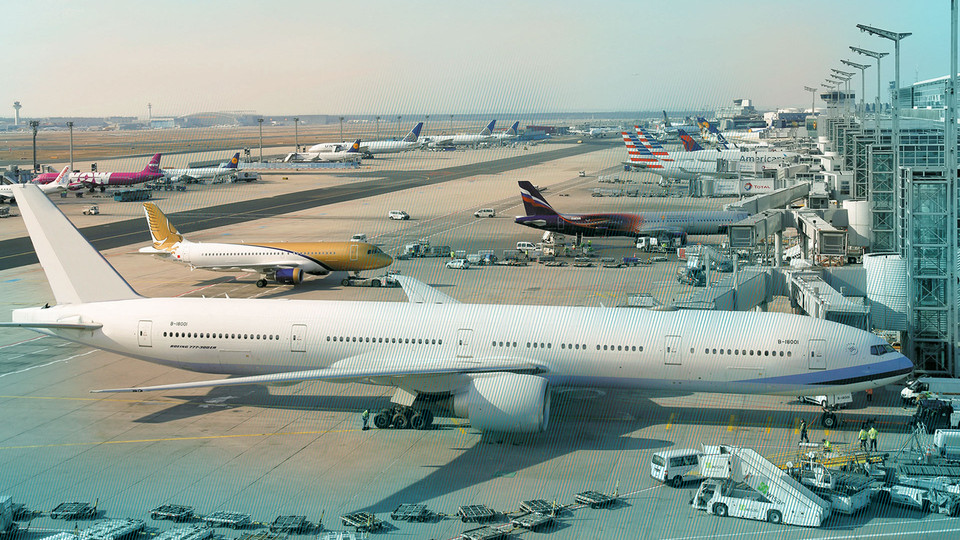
[3, 184, 913, 433]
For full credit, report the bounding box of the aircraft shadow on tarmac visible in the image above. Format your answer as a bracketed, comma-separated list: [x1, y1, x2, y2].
[129, 383, 916, 514]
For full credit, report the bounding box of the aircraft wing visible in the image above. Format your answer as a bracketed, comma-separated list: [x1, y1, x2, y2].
[394, 275, 460, 304]
[90, 355, 547, 394]
[678, 167, 738, 179]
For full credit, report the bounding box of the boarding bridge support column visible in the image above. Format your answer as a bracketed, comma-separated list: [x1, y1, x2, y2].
[774, 232, 782, 267]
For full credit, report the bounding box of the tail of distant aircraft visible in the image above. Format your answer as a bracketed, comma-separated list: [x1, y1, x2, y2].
[143, 202, 185, 252]
[661, 111, 672, 128]
[621, 132, 663, 169]
[506, 121, 519, 136]
[518, 181, 558, 216]
[223, 152, 241, 169]
[403, 122, 424, 142]
[479, 120, 496, 136]
[634, 127, 674, 161]
[143, 153, 162, 174]
[347, 139, 362, 152]
[12, 185, 139, 305]
[696, 117, 733, 149]
[678, 132, 704, 152]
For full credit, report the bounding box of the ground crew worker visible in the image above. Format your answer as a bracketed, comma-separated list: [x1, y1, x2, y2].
[361, 409, 370, 431]
[869, 425, 878, 451]
[858, 427, 868, 451]
[866, 388, 873, 402]
[822, 439, 831, 453]
[799, 419, 809, 443]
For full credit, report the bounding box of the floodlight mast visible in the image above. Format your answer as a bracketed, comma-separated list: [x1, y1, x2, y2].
[841, 59, 871, 120]
[851, 46, 889, 138]
[804, 85, 818, 116]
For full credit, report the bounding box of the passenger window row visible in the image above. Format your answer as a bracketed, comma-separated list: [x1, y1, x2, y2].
[700, 347, 790, 358]
[490, 341, 643, 352]
[326, 336, 442, 345]
[163, 331, 280, 340]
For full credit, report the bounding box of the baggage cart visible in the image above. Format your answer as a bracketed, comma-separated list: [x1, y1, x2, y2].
[510, 512, 554, 531]
[269, 515, 310, 534]
[389, 504, 433, 522]
[575, 491, 617, 509]
[456, 505, 496, 523]
[457, 525, 509, 540]
[76, 518, 144, 540]
[518, 500, 559, 515]
[150, 504, 194, 522]
[50, 502, 97, 520]
[238, 532, 286, 540]
[339, 512, 382, 533]
[201, 511, 251, 529]
[154, 527, 213, 540]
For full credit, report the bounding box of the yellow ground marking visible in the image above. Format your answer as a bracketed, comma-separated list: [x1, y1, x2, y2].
[0, 428, 359, 451]
[765, 416, 772, 434]
[727, 414, 737, 432]
[665, 412, 675, 430]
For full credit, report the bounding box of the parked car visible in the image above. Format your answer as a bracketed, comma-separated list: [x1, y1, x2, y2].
[388, 210, 410, 220]
[350, 233, 368, 242]
[516, 241, 537, 253]
[446, 258, 470, 269]
[474, 208, 496, 218]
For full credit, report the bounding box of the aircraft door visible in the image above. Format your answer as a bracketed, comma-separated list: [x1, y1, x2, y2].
[349, 244, 359, 261]
[664, 335, 682, 365]
[291, 324, 307, 352]
[456, 329, 474, 358]
[808, 339, 826, 370]
[138, 320, 152, 347]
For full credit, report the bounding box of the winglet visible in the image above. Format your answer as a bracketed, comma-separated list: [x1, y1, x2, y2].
[12, 184, 139, 304]
[142, 202, 184, 251]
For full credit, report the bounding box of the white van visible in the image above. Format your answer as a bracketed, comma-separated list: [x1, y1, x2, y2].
[651, 448, 701, 487]
[474, 208, 496, 218]
[799, 393, 853, 409]
[516, 241, 537, 253]
[388, 210, 410, 220]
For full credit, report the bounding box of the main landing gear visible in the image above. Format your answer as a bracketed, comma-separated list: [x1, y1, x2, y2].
[256, 279, 268, 288]
[373, 406, 434, 430]
[820, 410, 838, 429]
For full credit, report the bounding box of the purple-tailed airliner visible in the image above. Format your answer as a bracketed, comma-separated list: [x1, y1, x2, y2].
[35, 154, 164, 192]
[514, 181, 750, 244]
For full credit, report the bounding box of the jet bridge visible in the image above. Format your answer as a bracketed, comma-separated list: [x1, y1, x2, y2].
[784, 269, 870, 329]
[725, 182, 811, 215]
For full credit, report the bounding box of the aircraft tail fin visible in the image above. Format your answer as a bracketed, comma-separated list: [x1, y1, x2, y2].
[224, 152, 241, 169]
[345, 139, 362, 153]
[635, 127, 673, 161]
[404, 122, 424, 142]
[143, 202, 185, 251]
[507, 121, 519, 136]
[13, 184, 139, 305]
[51, 166, 71, 190]
[678, 132, 704, 151]
[622, 132, 662, 168]
[518, 181, 557, 216]
[661, 111, 672, 127]
[479, 120, 496, 136]
[143, 153, 162, 174]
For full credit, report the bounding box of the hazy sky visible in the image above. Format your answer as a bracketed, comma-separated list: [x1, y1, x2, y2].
[1, 0, 944, 118]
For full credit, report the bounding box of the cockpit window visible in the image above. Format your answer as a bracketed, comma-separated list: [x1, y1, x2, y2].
[870, 343, 896, 355]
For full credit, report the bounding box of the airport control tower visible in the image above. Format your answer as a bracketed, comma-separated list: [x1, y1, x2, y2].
[13, 101, 21, 126]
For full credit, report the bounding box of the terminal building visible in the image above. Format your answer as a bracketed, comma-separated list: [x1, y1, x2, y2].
[812, 80, 957, 377]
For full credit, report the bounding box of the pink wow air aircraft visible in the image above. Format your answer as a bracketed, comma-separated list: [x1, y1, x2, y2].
[35, 153, 163, 191]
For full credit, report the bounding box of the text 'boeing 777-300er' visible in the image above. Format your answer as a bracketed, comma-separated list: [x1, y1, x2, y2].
[1, 184, 913, 433]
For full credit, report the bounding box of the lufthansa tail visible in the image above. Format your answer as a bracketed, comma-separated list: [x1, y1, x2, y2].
[518, 181, 558, 216]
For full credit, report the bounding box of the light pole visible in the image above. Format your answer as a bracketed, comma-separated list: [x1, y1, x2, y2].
[293, 117, 300, 152]
[396, 115, 401, 139]
[258, 117, 263, 162]
[841, 59, 871, 121]
[376, 116, 380, 140]
[449, 114, 454, 134]
[30, 120, 39, 172]
[851, 46, 889, 136]
[339, 116, 344, 142]
[831, 71, 854, 114]
[858, 24, 912, 213]
[66, 121, 74, 172]
[804, 86, 818, 117]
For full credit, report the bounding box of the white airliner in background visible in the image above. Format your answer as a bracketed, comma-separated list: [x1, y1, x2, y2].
[491, 121, 520, 144]
[283, 139, 362, 163]
[421, 120, 497, 148]
[162, 152, 241, 183]
[308, 123, 424, 157]
[3, 184, 913, 434]
[0, 166, 72, 203]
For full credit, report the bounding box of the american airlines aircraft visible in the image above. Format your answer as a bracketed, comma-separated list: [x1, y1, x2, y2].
[0, 166, 72, 203]
[137, 203, 393, 287]
[3, 184, 913, 433]
[162, 152, 241, 183]
[637, 127, 797, 163]
[515, 181, 750, 244]
[34, 153, 164, 192]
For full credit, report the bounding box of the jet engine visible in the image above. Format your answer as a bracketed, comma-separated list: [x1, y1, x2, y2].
[452, 373, 550, 433]
[275, 268, 304, 285]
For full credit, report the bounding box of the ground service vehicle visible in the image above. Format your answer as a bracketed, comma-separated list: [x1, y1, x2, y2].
[389, 210, 410, 220]
[799, 394, 853, 409]
[651, 449, 701, 487]
[446, 259, 470, 269]
[902, 377, 960, 404]
[474, 208, 495, 218]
